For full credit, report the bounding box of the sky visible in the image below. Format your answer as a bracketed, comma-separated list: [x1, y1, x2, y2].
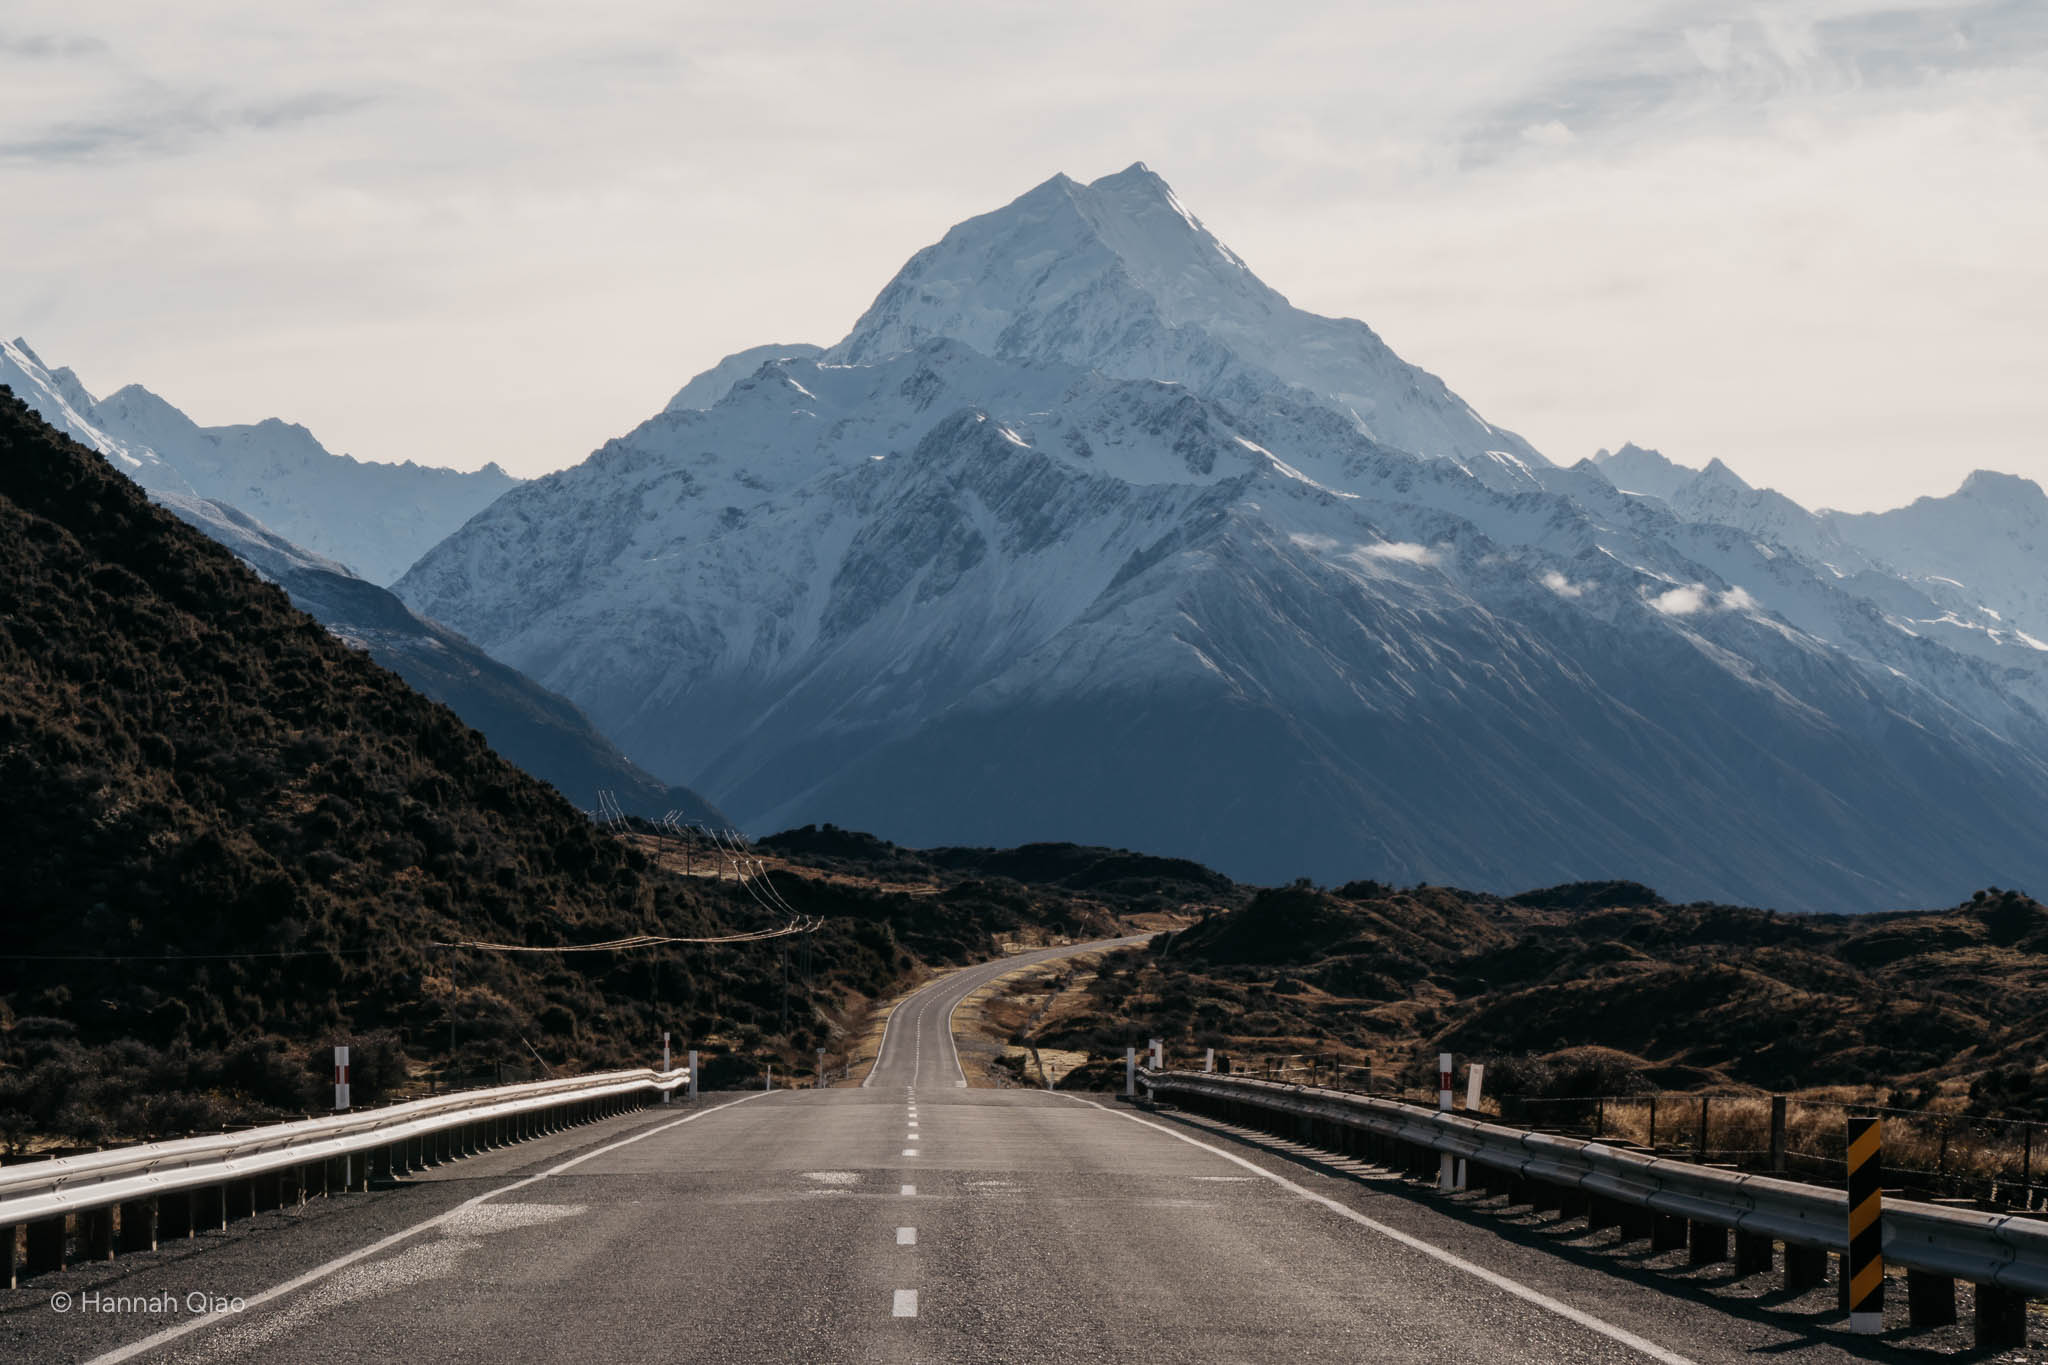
[1, 0, 2044, 513]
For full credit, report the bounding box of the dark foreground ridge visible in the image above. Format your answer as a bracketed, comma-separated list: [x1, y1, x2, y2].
[0, 392, 1131, 1147]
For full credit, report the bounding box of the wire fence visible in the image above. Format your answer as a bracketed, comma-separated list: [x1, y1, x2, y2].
[1503, 1093, 2048, 1209]
[1164, 1052, 2048, 1212]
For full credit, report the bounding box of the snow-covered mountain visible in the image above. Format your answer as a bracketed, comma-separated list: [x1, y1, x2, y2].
[833, 164, 1547, 494]
[1, 337, 517, 584]
[383, 165, 2048, 912]
[1584, 446, 2048, 711]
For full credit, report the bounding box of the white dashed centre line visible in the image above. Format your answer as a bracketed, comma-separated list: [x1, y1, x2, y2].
[901, 1184, 916, 1196]
[903, 1148, 918, 1156]
[897, 1226, 917, 1245]
[893, 1289, 918, 1318]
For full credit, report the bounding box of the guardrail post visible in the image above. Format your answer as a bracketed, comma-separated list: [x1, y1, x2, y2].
[160, 1191, 194, 1240]
[1651, 1212, 1687, 1253]
[253, 1173, 280, 1213]
[84, 1206, 115, 1261]
[1, 1226, 16, 1288]
[25, 1217, 66, 1275]
[1734, 1230, 1773, 1276]
[227, 1178, 255, 1221]
[1687, 1220, 1728, 1265]
[1845, 1116, 1883, 1333]
[1784, 1242, 1827, 1292]
[1906, 1270, 1957, 1327]
[1975, 1285, 2028, 1350]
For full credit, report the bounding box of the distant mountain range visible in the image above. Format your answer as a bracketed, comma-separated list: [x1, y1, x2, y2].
[385, 163, 2048, 913]
[1, 337, 517, 585]
[1, 339, 722, 823]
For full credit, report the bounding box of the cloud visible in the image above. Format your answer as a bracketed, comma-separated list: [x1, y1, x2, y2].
[0, 88, 375, 163]
[0, 31, 107, 59]
[1357, 541, 1439, 566]
[1648, 582, 1760, 616]
[1541, 569, 1587, 598]
[1649, 584, 1710, 616]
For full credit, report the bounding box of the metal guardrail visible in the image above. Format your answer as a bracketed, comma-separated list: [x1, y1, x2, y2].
[1, 1066, 689, 1284]
[1142, 1071, 2048, 1301]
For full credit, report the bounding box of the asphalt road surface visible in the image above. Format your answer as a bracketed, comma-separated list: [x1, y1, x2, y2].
[6, 936, 1979, 1364]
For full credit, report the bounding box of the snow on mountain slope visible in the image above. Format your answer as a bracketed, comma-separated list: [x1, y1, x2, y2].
[145, 486, 725, 824]
[664, 342, 825, 412]
[2, 339, 190, 495]
[87, 379, 519, 585]
[831, 164, 1546, 491]
[5, 339, 518, 585]
[1581, 449, 2048, 717]
[397, 166, 2048, 911]
[1826, 471, 2048, 645]
[1590, 443, 1695, 501]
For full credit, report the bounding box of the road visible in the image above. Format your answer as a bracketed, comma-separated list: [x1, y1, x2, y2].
[7, 937, 1959, 1364]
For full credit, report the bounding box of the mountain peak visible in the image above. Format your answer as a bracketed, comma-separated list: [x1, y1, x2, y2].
[1958, 468, 2046, 503]
[1696, 456, 1751, 489]
[828, 165, 1541, 469]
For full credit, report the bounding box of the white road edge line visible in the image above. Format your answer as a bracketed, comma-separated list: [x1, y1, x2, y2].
[1053, 1094, 1700, 1365]
[893, 1288, 918, 1317]
[862, 998, 907, 1088]
[83, 1093, 771, 1365]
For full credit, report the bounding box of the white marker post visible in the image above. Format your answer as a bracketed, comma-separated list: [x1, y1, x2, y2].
[1204, 1047, 1215, 1074]
[1457, 1062, 1485, 1190]
[765, 1065, 773, 1092]
[663, 1032, 672, 1104]
[1149, 1038, 1163, 1071]
[1125, 1046, 1136, 1098]
[818, 1048, 827, 1088]
[687, 1050, 698, 1101]
[1438, 1052, 1456, 1193]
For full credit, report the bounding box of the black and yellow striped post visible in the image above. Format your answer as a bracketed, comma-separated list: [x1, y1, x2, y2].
[1846, 1116, 1884, 1333]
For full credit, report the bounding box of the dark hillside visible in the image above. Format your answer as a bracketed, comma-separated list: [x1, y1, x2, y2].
[0, 390, 1104, 1144]
[1033, 881, 2048, 1102]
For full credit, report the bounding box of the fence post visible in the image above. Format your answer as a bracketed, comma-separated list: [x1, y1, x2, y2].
[1770, 1096, 1787, 1173]
[2022, 1124, 2033, 1206]
[662, 1032, 672, 1104]
[1845, 1117, 1884, 1333]
[818, 1048, 827, 1088]
[688, 1050, 698, 1100]
[1648, 1095, 1657, 1148]
[1696, 1097, 1710, 1160]
[1126, 1047, 1136, 1098]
